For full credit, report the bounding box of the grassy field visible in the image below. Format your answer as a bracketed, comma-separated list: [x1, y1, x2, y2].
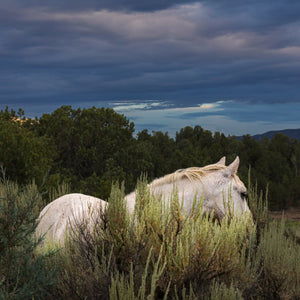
[1, 178, 300, 299]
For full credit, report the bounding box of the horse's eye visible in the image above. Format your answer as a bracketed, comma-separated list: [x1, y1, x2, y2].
[241, 192, 247, 200]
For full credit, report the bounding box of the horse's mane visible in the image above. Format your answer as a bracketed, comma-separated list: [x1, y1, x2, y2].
[150, 162, 244, 188]
[150, 163, 228, 188]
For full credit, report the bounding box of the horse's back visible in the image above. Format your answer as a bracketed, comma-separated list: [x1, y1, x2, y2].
[36, 193, 107, 245]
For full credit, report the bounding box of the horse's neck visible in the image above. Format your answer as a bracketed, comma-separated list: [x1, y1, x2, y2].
[152, 178, 203, 195]
[149, 181, 176, 196]
[124, 179, 204, 214]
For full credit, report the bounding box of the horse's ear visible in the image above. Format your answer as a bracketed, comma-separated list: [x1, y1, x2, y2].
[217, 156, 226, 165]
[223, 156, 239, 177]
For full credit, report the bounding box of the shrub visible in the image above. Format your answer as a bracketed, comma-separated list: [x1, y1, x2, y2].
[210, 280, 243, 300]
[53, 178, 255, 299]
[0, 177, 57, 299]
[256, 220, 300, 299]
[44, 175, 299, 299]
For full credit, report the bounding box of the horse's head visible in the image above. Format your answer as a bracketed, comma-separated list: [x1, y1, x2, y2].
[201, 156, 251, 220]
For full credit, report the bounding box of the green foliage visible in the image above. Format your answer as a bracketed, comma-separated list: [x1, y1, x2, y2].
[36, 105, 136, 198]
[0, 118, 54, 186]
[210, 281, 244, 300]
[0, 105, 299, 208]
[247, 168, 269, 232]
[48, 181, 71, 204]
[109, 247, 168, 300]
[48, 177, 290, 299]
[1, 104, 299, 298]
[256, 220, 300, 299]
[0, 107, 26, 122]
[0, 173, 298, 299]
[0, 177, 57, 299]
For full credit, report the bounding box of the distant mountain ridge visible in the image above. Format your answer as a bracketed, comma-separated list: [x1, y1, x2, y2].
[237, 128, 300, 140]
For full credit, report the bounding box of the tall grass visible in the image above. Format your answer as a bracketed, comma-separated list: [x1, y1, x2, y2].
[2, 174, 299, 299]
[48, 181, 71, 204]
[46, 175, 298, 299]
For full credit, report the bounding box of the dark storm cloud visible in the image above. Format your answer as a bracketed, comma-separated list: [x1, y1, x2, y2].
[2, 0, 195, 12]
[0, 0, 300, 120]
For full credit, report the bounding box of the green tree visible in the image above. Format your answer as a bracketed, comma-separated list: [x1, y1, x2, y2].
[0, 178, 57, 299]
[147, 131, 177, 177]
[36, 106, 136, 198]
[0, 107, 25, 121]
[175, 126, 213, 167]
[135, 130, 154, 176]
[0, 119, 54, 186]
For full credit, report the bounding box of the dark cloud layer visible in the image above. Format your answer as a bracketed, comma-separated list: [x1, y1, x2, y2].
[2, 0, 195, 12]
[0, 0, 299, 133]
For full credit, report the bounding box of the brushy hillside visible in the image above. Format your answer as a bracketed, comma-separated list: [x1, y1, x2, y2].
[39, 177, 299, 300]
[0, 172, 299, 299]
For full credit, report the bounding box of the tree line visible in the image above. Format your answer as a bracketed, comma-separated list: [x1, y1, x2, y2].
[0, 105, 299, 209]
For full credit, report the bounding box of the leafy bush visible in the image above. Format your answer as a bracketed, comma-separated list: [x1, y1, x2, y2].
[51, 178, 257, 299]
[257, 220, 300, 299]
[25, 174, 300, 299]
[210, 280, 243, 300]
[0, 177, 57, 299]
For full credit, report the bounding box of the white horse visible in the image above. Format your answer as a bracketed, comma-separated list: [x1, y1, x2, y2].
[125, 156, 251, 220]
[36, 156, 250, 245]
[35, 193, 107, 246]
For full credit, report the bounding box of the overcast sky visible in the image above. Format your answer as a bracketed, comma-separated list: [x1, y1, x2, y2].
[1, 0, 300, 136]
